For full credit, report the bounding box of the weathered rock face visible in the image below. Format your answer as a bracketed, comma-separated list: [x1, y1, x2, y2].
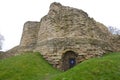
[20, 21, 40, 51]
[111, 35, 120, 52]
[37, 2, 112, 41]
[1, 2, 119, 71]
[0, 46, 20, 59]
[34, 2, 114, 70]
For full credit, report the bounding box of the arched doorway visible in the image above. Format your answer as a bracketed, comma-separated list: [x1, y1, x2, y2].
[61, 51, 77, 71]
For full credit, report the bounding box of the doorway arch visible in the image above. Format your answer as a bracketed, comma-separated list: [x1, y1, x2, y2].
[61, 51, 78, 71]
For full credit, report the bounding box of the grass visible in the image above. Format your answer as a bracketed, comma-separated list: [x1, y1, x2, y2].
[51, 52, 120, 80]
[0, 52, 61, 80]
[0, 52, 120, 80]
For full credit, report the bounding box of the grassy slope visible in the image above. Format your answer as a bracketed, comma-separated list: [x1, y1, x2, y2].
[52, 52, 120, 80]
[0, 52, 61, 80]
[0, 52, 120, 80]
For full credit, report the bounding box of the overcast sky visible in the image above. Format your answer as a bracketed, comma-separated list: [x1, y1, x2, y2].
[0, 0, 120, 51]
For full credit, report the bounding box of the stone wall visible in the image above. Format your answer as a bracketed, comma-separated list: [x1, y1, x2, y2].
[0, 46, 19, 59]
[34, 2, 115, 70]
[1, 2, 120, 70]
[35, 37, 113, 69]
[37, 2, 112, 44]
[111, 35, 120, 52]
[20, 21, 40, 50]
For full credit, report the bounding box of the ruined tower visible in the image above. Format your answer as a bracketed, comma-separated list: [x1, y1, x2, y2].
[1, 2, 120, 71]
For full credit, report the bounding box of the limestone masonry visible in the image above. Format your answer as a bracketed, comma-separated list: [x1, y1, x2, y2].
[0, 2, 120, 71]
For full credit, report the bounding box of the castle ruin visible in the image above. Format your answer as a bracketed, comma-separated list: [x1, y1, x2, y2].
[0, 2, 120, 71]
